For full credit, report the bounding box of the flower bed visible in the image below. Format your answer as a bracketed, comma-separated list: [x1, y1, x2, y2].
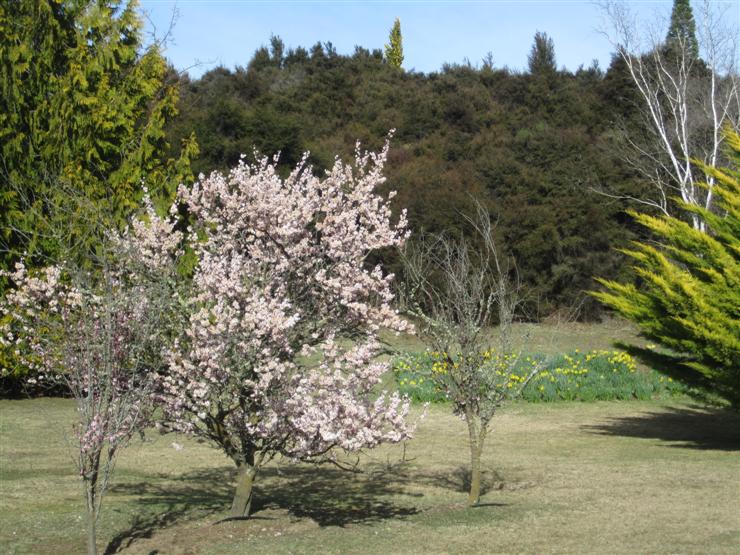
[393, 349, 686, 403]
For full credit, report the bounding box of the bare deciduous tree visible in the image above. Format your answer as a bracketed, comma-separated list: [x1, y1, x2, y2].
[401, 202, 544, 505]
[600, 0, 740, 230]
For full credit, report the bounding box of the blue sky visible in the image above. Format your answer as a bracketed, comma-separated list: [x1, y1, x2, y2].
[137, 1, 703, 77]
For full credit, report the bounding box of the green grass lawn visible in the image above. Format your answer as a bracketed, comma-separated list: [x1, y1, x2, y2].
[379, 318, 656, 358]
[2, 397, 739, 554]
[1, 320, 738, 554]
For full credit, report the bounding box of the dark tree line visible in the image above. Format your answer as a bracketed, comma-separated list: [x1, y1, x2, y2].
[164, 34, 646, 319]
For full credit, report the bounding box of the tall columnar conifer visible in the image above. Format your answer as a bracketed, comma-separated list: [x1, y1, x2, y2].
[593, 129, 740, 406]
[527, 31, 557, 75]
[666, 0, 699, 59]
[384, 17, 404, 69]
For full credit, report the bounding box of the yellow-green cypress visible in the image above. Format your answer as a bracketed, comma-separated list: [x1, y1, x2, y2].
[593, 129, 740, 406]
[384, 17, 404, 70]
[0, 0, 197, 278]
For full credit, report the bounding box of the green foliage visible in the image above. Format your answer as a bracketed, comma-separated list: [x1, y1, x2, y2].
[0, 0, 197, 280]
[523, 349, 687, 402]
[393, 352, 449, 403]
[594, 129, 740, 406]
[394, 349, 686, 403]
[0, 0, 198, 394]
[394, 349, 548, 405]
[666, 0, 699, 59]
[166, 39, 642, 320]
[527, 31, 556, 75]
[384, 17, 404, 69]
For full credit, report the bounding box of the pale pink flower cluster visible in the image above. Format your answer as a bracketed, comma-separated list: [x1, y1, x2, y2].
[1, 262, 80, 378]
[110, 190, 184, 273]
[2, 263, 151, 470]
[1, 202, 179, 473]
[160, 139, 414, 460]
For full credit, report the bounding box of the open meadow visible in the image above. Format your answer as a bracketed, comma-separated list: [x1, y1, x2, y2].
[2, 399, 739, 554]
[2, 322, 739, 555]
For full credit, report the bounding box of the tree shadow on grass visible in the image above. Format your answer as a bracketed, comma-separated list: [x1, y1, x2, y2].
[104, 467, 233, 554]
[433, 465, 535, 498]
[104, 463, 421, 553]
[252, 465, 421, 526]
[410, 465, 507, 497]
[583, 405, 740, 451]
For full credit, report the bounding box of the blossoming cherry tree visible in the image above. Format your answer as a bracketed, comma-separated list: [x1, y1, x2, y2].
[0, 196, 183, 555]
[161, 140, 414, 517]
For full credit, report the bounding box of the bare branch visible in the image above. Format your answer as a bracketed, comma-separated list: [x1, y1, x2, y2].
[598, 0, 740, 229]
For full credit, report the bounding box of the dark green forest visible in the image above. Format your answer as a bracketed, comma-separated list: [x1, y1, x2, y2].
[164, 35, 645, 319]
[6, 0, 720, 322]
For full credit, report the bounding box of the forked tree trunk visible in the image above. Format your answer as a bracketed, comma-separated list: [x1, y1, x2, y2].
[230, 449, 258, 518]
[466, 413, 487, 506]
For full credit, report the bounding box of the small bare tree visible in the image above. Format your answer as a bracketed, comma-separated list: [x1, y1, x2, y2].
[402, 202, 544, 505]
[599, 0, 740, 230]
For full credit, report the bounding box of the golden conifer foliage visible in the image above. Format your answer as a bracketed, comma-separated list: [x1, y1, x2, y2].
[594, 129, 740, 405]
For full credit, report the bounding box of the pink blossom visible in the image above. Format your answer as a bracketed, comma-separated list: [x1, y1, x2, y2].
[160, 138, 414, 466]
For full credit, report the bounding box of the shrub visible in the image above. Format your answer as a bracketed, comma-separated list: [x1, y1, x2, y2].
[593, 129, 740, 406]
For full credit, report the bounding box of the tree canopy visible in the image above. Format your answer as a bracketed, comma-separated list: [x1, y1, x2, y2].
[384, 17, 404, 69]
[0, 0, 197, 280]
[528, 31, 557, 75]
[666, 0, 699, 58]
[164, 39, 646, 319]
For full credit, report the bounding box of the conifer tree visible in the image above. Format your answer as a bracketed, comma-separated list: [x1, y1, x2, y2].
[593, 129, 740, 406]
[666, 0, 699, 59]
[0, 0, 197, 280]
[384, 17, 404, 69]
[527, 31, 556, 75]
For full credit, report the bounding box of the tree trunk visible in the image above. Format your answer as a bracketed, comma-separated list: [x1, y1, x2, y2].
[230, 452, 258, 518]
[467, 440, 483, 506]
[466, 414, 486, 506]
[85, 484, 98, 555]
[87, 513, 98, 555]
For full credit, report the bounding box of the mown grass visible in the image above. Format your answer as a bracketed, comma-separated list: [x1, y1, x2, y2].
[2, 398, 739, 554]
[379, 318, 653, 357]
[2, 320, 737, 554]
